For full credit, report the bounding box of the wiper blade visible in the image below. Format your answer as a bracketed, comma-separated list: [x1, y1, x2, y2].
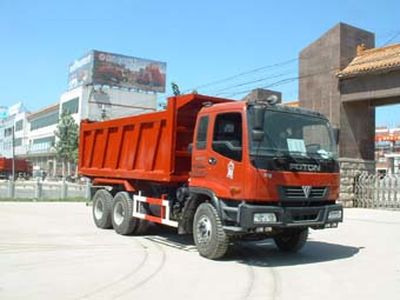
[273, 152, 322, 166]
[304, 154, 320, 165]
[273, 152, 300, 163]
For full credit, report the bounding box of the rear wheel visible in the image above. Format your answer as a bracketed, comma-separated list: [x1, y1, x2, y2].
[193, 203, 229, 259]
[92, 189, 113, 229]
[274, 228, 308, 252]
[111, 192, 149, 235]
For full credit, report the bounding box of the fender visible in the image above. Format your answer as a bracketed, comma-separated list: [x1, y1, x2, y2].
[177, 187, 222, 234]
[188, 187, 222, 217]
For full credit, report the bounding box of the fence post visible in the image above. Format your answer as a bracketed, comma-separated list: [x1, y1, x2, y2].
[395, 176, 399, 209]
[60, 178, 67, 200]
[7, 179, 15, 199]
[387, 176, 392, 208]
[34, 177, 42, 200]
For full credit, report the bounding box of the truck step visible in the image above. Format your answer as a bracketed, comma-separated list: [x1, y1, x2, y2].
[132, 194, 178, 228]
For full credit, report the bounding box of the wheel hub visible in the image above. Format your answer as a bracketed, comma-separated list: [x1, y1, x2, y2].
[196, 215, 212, 244]
[113, 202, 125, 226]
[94, 200, 104, 220]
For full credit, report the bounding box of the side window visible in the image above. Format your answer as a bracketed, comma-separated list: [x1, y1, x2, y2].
[196, 116, 209, 150]
[212, 113, 242, 161]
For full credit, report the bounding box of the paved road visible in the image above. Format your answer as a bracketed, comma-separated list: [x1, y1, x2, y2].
[0, 203, 399, 300]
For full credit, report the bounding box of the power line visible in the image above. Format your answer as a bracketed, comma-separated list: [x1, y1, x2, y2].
[220, 49, 400, 98]
[222, 76, 299, 98]
[212, 70, 297, 96]
[159, 49, 400, 104]
[182, 58, 298, 93]
[221, 65, 344, 98]
[382, 31, 400, 46]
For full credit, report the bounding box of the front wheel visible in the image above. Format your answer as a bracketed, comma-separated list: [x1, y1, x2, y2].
[273, 228, 309, 252]
[193, 203, 229, 259]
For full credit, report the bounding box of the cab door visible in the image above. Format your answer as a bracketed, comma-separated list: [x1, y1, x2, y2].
[190, 114, 210, 181]
[204, 112, 245, 200]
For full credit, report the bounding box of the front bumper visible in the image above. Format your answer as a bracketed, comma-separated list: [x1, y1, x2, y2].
[222, 202, 343, 233]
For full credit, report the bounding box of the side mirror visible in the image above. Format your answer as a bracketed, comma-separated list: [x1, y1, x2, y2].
[332, 128, 340, 145]
[252, 129, 264, 142]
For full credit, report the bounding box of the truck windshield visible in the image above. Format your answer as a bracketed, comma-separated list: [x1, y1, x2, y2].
[248, 107, 337, 160]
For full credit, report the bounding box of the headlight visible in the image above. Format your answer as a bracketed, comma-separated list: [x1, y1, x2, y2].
[328, 210, 342, 221]
[253, 212, 277, 224]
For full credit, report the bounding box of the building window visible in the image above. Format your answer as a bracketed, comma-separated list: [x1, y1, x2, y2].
[33, 136, 55, 145]
[4, 127, 12, 137]
[30, 112, 59, 131]
[15, 120, 23, 132]
[62, 98, 79, 115]
[30, 136, 55, 153]
[14, 138, 22, 147]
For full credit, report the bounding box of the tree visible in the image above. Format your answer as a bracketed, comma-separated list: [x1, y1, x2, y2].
[54, 112, 79, 178]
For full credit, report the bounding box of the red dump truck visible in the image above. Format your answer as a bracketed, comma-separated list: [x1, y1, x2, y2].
[0, 157, 32, 179]
[79, 93, 343, 259]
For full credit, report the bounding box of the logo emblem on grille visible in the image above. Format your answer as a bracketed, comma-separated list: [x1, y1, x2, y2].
[289, 163, 321, 172]
[302, 186, 312, 198]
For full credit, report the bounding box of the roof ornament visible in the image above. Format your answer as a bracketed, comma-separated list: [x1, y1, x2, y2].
[266, 94, 279, 105]
[356, 43, 367, 55]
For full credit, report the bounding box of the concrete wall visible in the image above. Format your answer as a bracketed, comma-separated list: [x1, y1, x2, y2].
[0, 179, 90, 200]
[339, 158, 375, 207]
[340, 72, 400, 104]
[340, 100, 375, 159]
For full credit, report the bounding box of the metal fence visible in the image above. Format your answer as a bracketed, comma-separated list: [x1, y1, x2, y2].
[0, 179, 91, 201]
[354, 173, 400, 209]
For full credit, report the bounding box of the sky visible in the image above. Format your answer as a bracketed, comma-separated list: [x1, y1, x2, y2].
[0, 0, 399, 127]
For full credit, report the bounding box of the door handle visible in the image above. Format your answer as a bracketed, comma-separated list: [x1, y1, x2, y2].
[208, 157, 217, 165]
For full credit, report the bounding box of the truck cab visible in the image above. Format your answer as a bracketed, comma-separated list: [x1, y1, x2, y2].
[188, 98, 342, 257]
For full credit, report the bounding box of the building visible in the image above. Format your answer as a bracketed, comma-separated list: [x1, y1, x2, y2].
[375, 126, 400, 174]
[60, 85, 157, 123]
[26, 103, 60, 177]
[0, 103, 30, 158]
[0, 49, 164, 178]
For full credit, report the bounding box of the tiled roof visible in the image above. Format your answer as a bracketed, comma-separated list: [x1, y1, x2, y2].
[337, 43, 400, 79]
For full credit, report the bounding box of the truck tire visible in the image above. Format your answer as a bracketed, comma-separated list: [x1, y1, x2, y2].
[111, 192, 139, 235]
[193, 203, 229, 259]
[274, 228, 309, 252]
[92, 189, 113, 229]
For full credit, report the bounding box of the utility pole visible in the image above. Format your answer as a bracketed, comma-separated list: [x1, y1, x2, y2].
[11, 124, 15, 180]
[7, 124, 16, 199]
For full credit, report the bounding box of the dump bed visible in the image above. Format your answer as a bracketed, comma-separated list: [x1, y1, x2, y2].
[78, 94, 231, 185]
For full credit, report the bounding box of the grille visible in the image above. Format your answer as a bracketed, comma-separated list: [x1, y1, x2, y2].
[282, 186, 327, 199]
